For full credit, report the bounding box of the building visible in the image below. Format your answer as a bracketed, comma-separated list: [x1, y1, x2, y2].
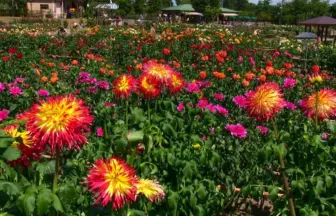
[26, 0, 82, 18]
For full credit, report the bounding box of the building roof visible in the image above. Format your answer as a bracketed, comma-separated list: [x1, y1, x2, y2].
[162, 4, 238, 14]
[162, 4, 195, 12]
[298, 16, 336, 25]
[221, 7, 238, 13]
[295, 32, 317, 39]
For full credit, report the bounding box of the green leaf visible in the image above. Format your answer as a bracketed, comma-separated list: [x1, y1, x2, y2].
[115, 137, 128, 152]
[314, 180, 324, 196]
[58, 184, 78, 205]
[2, 146, 21, 161]
[196, 205, 205, 216]
[18, 193, 36, 216]
[162, 123, 177, 139]
[196, 183, 207, 200]
[168, 191, 179, 216]
[279, 131, 290, 142]
[326, 176, 333, 188]
[127, 210, 146, 216]
[143, 134, 153, 153]
[52, 194, 64, 213]
[182, 162, 193, 179]
[189, 193, 197, 210]
[278, 143, 287, 157]
[0, 181, 21, 195]
[268, 186, 279, 201]
[327, 121, 336, 134]
[167, 153, 175, 166]
[37, 188, 53, 216]
[36, 160, 55, 175]
[242, 185, 251, 197]
[127, 130, 144, 145]
[0, 135, 15, 148]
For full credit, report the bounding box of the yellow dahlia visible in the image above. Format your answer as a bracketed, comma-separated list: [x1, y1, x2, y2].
[112, 74, 137, 99]
[138, 74, 161, 99]
[136, 179, 165, 203]
[245, 82, 285, 121]
[300, 89, 336, 120]
[24, 95, 94, 153]
[142, 60, 174, 85]
[168, 72, 185, 94]
[84, 156, 138, 210]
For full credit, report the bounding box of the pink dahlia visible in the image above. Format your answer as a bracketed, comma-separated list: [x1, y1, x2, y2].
[225, 124, 247, 139]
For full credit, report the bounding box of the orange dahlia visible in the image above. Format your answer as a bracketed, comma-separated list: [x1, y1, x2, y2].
[300, 89, 336, 120]
[1, 124, 40, 166]
[84, 156, 138, 210]
[245, 82, 285, 121]
[142, 61, 174, 85]
[138, 74, 161, 99]
[112, 74, 137, 99]
[24, 95, 94, 153]
[168, 72, 185, 94]
[136, 179, 165, 203]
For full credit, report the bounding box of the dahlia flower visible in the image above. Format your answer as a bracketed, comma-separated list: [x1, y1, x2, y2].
[283, 78, 296, 89]
[136, 179, 165, 203]
[225, 124, 247, 139]
[300, 89, 336, 121]
[112, 75, 137, 99]
[84, 156, 138, 210]
[256, 126, 268, 136]
[168, 72, 185, 94]
[0, 109, 9, 122]
[142, 61, 173, 85]
[138, 74, 161, 99]
[245, 82, 286, 121]
[233, 95, 248, 108]
[24, 95, 94, 153]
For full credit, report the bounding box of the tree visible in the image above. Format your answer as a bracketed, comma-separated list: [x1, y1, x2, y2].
[147, 0, 163, 14]
[191, 0, 220, 21]
[191, 0, 208, 13]
[133, 0, 145, 14]
[115, 0, 132, 16]
[330, 3, 336, 17]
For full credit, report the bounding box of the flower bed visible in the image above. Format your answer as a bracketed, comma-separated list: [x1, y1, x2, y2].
[0, 24, 335, 216]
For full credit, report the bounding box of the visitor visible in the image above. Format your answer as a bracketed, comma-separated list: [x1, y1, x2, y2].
[150, 24, 156, 39]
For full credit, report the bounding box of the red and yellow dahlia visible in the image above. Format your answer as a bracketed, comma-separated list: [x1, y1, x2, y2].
[138, 74, 161, 99]
[112, 74, 137, 99]
[169, 72, 185, 94]
[142, 61, 174, 85]
[2, 124, 40, 166]
[84, 156, 138, 210]
[245, 82, 285, 121]
[300, 89, 336, 120]
[24, 95, 93, 153]
[136, 179, 165, 203]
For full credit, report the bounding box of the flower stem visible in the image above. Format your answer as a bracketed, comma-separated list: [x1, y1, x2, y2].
[271, 118, 296, 216]
[271, 118, 279, 140]
[144, 202, 148, 215]
[130, 146, 137, 166]
[110, 206, 114, 216]
[52, 148, 60, 194]
[125, 100, 129, 129]
[147, 101, 151, 124]
[315, 90, 319, 129]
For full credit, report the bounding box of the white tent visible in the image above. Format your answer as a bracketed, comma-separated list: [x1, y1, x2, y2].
[95, 0, 119, 10]
[95, 3, 119, 9]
